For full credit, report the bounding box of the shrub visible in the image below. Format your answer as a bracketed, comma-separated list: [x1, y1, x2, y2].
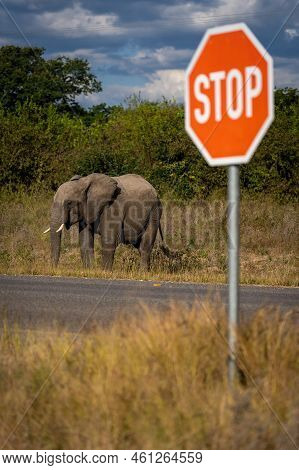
[0, 89, 298, 200]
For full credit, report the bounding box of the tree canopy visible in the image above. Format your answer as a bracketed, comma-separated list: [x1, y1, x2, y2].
[0, 45, 297, 200]
[0, 46, 102, 114]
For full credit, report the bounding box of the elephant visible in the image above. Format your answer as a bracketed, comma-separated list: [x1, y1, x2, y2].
[43, 173, 171, 270]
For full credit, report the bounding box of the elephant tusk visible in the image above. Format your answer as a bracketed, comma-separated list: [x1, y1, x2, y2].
[56, 223, 64, 233]
[43, 227, 50, 234]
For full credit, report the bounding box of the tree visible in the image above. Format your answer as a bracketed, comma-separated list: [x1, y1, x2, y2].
[0, 46, 101, 114]
[274, 87, 298, 117]
[83, 103, 122, 126]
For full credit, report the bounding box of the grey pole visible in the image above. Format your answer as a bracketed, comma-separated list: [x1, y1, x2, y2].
[227, 165, 240, 384]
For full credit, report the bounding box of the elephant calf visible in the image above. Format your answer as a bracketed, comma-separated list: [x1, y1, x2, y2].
[44, 173, 171, 270]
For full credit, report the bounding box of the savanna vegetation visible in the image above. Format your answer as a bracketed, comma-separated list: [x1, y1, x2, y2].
[0, 46, 298, 285]
[0, 192, 297, 285]
[0, 304, 298, 449]
[0, 47, 298, 453]
[0, 88, 298, 201]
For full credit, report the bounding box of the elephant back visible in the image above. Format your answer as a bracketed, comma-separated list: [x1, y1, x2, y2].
[112, 174, 158, 202]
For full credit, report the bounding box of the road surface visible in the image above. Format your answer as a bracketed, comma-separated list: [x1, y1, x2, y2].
[0, 275, 297, 331]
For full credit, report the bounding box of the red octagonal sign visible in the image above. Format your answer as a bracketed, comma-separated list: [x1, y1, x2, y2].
[185, 23, 274, 166]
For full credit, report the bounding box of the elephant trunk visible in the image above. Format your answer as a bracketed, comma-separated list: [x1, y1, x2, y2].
[50, 203, 63, 266]
[86, 200, 106, 225]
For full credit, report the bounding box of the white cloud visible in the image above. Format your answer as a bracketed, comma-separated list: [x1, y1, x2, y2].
[54, 48, 119, 68]
[285, 28, 299, 39]
[78, 91, 103, 107]
[0, 37, 11, 45]
[78, 84, 139, 107]
[159, 0, 260, 30]
[49, 0, 264, 42]
[81, 55, 299, 107]
[140, 69, 185, 101]
[100, 69, 185, 105]
[54, 46, 193, 74]
[274, 57, 299, 88]
[130, 47, 192, 68]
[36, 3, 126, 37]
[79, 69, 185, 107]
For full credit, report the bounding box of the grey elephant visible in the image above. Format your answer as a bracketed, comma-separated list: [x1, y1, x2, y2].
[43, 173, 171, 270]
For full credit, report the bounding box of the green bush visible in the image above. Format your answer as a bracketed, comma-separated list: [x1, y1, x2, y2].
[79, 99, 228, 199]
[0, 102, 88, 190]
[0, 89, 298, 200]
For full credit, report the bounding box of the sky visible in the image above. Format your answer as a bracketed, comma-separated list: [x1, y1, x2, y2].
[0, 0, 298, 106]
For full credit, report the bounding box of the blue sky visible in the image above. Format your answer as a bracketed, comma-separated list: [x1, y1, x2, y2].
[0, 0, 298, 105]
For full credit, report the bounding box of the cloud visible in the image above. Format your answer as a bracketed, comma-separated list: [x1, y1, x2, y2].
[274, 57, 299, 88]
[159, 0, 260, 30]
[0, 0, 298, 106]
[55, 46, 193, 75]
[32, 0, 277, 44]
[130, 47, 192, 69]
[285, 28, 299, 39]
[82, 69, 185, 106]
[139, 69, 185, 101]
[82, 54, 299, 106]
[36, 2, 126, 37]
[0, 37, 11, 45]
[54, 48, 119, 68]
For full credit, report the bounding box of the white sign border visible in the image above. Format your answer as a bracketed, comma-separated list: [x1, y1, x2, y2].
[185, 22, 274, 167]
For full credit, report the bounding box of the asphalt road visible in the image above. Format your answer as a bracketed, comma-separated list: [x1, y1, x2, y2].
[0, 275, 298, 331]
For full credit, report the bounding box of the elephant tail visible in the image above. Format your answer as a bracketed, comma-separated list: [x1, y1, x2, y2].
[158, 223, 179, 259]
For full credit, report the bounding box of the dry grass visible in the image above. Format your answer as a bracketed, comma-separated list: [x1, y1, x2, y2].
[0, 191, 298, 285]
[0, 303, 298, 449]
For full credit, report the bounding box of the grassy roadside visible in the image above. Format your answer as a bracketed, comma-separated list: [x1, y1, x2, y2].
[0, 191, 297, 286]
[0, 304, 298, 449]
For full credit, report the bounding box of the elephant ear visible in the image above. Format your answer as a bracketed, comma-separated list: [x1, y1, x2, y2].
[84, 173, 118, 224]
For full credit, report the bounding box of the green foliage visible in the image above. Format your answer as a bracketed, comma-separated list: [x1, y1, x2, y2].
[78, 98, 227, 199]
[78, 90, 298, 201]
[0, 88, 298, 200]
[0, 46, 101, 114]
[0, 102, 88, 189]
[240, 88, 298, 200]
[81, 103, 122, 126]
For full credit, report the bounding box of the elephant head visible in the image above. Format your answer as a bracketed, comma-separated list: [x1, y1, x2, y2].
[46, 173, 118, 266]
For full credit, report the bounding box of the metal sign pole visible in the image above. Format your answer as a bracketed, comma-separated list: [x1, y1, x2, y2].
[227, 165, 240, 384]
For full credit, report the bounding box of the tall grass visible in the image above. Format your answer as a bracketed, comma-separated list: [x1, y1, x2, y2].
[0, 304, 298, 449]
[0, 191, 297, 285]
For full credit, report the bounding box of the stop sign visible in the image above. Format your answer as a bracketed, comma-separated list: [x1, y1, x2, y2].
[185, 23, 273, 166]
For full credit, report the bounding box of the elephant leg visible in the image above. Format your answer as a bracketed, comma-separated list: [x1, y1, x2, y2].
[50, 230, 62, 267]
[138, 207, 160, 271]
[101, 242, 116, 270]
[79, 221, 94, 268]
[139, 247, 151, 270]
[99, 208, 120, 270]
